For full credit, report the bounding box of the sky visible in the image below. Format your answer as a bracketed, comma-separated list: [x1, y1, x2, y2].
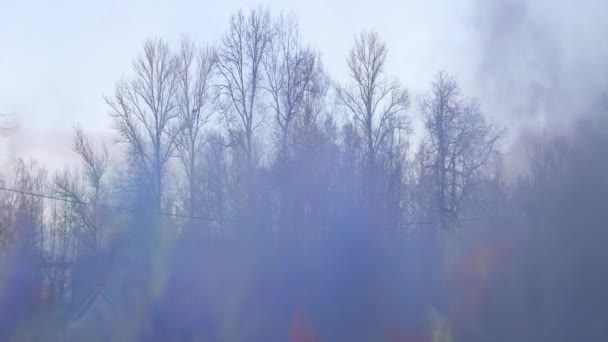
[1, 0, 606, 171]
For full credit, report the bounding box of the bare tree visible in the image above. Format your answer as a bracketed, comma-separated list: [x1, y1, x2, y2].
[264, 14, 316, 162]
[215, 7, 272, 173]
[105, 38, 179, 211]
[174, 37, 216, 217]
[72, 126, 109, 205]
[420, 71, 504, 228]
[54, 126, 109, 251]
[2, 159, 47, 253]
[336, 31, 410, 172]
[262, 14, 321, 229]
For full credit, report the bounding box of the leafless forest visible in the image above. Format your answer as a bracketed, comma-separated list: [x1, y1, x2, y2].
[1, 5, 608, 342]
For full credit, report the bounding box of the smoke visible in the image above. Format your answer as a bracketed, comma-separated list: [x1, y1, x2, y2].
[474, 0, 608, 134]
[471, 0, 608, 180]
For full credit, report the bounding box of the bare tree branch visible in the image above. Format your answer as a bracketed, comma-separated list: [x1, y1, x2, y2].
[175, 36, 216, 216]
[335, 31, 410, 169]
[215, 7, 272, 171]
[105, 38, 179, 210]
[263, 13, 317, 162]
[420, 71, 506, 228]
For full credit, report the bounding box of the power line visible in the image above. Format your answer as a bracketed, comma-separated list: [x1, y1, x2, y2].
[0, 185, 471, 228]
[0, 185, 236, 223]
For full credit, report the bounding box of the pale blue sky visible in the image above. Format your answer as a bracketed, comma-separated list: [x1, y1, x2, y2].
[1, 0, 606, 169]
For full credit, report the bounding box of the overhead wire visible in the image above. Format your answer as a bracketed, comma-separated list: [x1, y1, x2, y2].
[0, 185, 477, 228]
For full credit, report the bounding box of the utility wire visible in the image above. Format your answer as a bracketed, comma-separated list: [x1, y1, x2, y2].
[0, 185, 474, 227]
[0, 185, 236, 223]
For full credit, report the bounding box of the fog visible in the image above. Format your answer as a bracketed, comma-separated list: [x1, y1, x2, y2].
[1, 1, 607, 341]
